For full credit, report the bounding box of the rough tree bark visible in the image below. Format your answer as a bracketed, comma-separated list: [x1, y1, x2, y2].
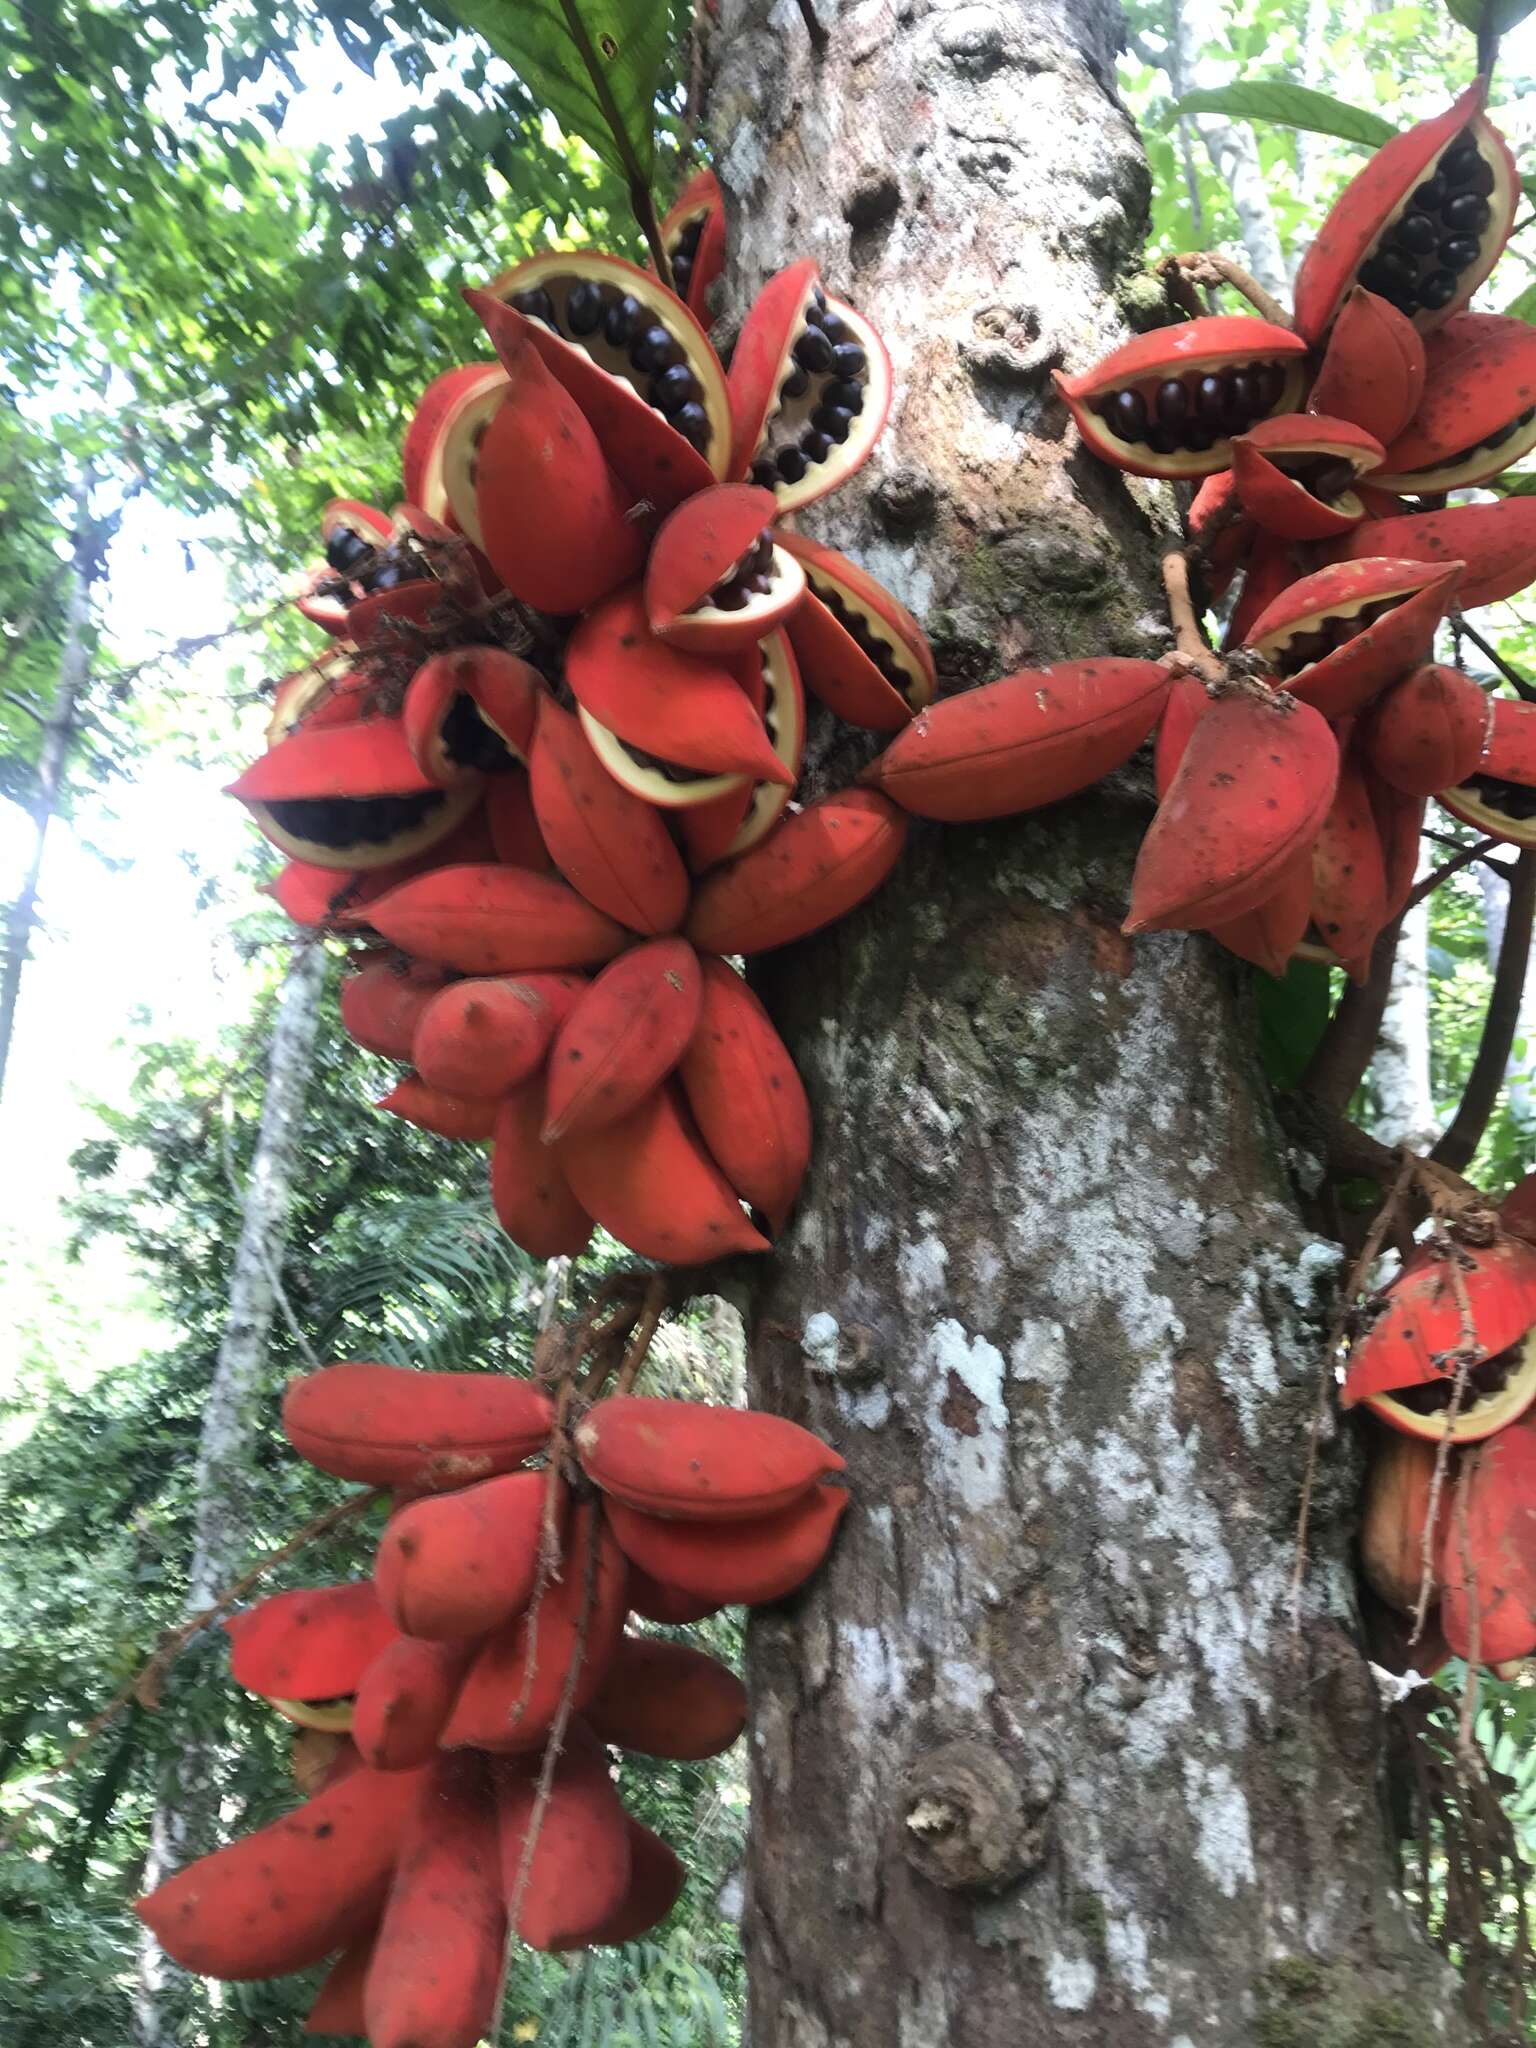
[1371, 895, 1436, 1151]
[132, 942, 327, 2048]
[705, 3, 1469, 2040]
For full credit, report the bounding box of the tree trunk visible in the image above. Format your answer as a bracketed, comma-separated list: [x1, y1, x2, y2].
[132, 942, 327, 2048]
[1371, 893, 1436, 1151]
[1478, 862, 1536, 1131]
[1177, 0, 1290, 298]
[705, 3, 1469, 2039]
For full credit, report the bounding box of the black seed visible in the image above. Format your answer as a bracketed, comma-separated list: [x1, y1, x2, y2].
[1360, 256, 1405, 298]
[362, 561, 406, 592]
[802, 299, 826, 328]
[830, 341, 867, 378]
[812, 404, 854, 443]
[1411, 173, 1448, 212]
[780, 366, 811, 401]
[826, 379, 864, 414]
[752, 532, 774, 571]
[820, 313, 848, 345]
[1195, 374, 1226, 426]
[604, 293, 642, 346]
[1156, 378, 1189, 427]
[441, 693, 514, 773]
[1418, 269, 1459, 311]
[1520, 407, 1536, 428]
[511, 286, 555, 325]
[1227, 370, 1261, 427]
[1112, 387, 1149, 439]
[793, 327, 835, 373]
[1472, 771, 1536, 821]
[1146, 426, 1179, 455]
[1440, 235, 1482, 273]
[673, 402, 711, 450]
[749, 573, 772, 594]
[1258, 363, 1289, 411]
[671, 255, 693, 295]
[713, 580, 751, 610]
[566, 280, 604, 334]
[801, 428, 833, 462]
[1443, 190, 1491, 235]
[1441, 138, 1481, 185]
[677, 217, 705, 260]
[1392, 211, 1439, 255]
[776, 445, 808, 482]
[1181, 426, 1215, 453]
[651, 363, 697, 413]
[632, 323, 681, 372]
[750, 460, 778, 488]
[812, 284, 827, 311]
[325, 526, 371, 574]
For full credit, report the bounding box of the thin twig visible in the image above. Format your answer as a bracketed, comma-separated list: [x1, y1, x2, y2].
[1404, 838, 1505, 912]
[1433, 846, 1536, 1171]
[795, 0, 829, 51]
[1453, 614, 1536, 704]
[615, 1273, 668, 1394]
[1158, 250, 1293, 328]
[1160, 548, 1223, 678]
[1453, 1457, 1481, 1762]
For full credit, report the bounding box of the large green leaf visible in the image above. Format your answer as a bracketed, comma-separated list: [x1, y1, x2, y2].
[1255, 959, 1334, 1091]
[1171, 84, 1395, 151]
[425, 0, 669, 184]
[1444, 0, 1536, 32]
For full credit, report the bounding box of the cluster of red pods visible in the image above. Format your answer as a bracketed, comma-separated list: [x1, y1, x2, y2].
[137, 1359, 847, 2041]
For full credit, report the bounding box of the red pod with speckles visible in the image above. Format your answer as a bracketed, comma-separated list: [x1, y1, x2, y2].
[1229, 412, 1383, 541]
[374, 1469, 559, 1641]
[304, 1929, 377, 2035]
[412, 972, 586, 1099]
[1223, 534, 1297, 651]
[1374, 315, 1536, 493]
[1052, 316, 1309, 479]
[603, 1482, 849, 1608]
[282, 1359, 555, 1491]
[402, 646, 542, 784]
[495, 1725, 633, 1951]
[376, 1075, 500, 1142]
[1361, 1430, 1444, 1614]
[1206, 846, 1315, 979]
[686, 790, 908, 956]
[584, 1636, 747, 1759]
[1124, 688, 1338, 934]
[226, 1582, 398, 1731]
[1305, 752, 1390, 983]
[1363, 663, 1491, 797]
[1436, 1421, 1536, 1667]
[1331, 497, 1536, 611]
[490, 1079, 595, 1258]
[1367, 771, 1427, 921]
[862, 659, 1170, 821]
[1437, 695, 1536, 846]
[659, 166, 727, 320]
[351, 1635, 476, 1771]
[340, 958, 453, 1061]
[1153, 674, 1209, 798]
[576, 1393, 845, 1521]
[645, 483, 805, 653]
[1242, 556, 1462, 721]
[542, 938, 703, 1143]
[557, 1083, 770, 1262]
[1188, 473, 1251, 602]
[528, 696, 691, 933]
[778, 530, 936, 731]
[1306, 288, 1427, 445]
[365, 864, 628, 976]
[677, 956, 811, 1233]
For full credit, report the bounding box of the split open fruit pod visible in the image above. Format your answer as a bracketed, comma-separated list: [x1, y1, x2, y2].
[1052, 315, 1309, 479]
[1229, 413, 1384, 541]
[659, 166, 726, 321]
[1373, 313, 1536, 493]
[1437, 694, 1536, 845]
[779, 529, 935, 731]
[1341, 1236, 1536, 1442]
[225, 1582, 398, 1733]
[1241, 555, 1462, 720]
[645, 484, 805, 653]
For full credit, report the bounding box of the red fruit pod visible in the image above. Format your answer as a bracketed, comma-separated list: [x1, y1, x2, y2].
[305, 1929, 377, 2035]
[1342, 1237, 1536, 1441]
[646, 483, 805, 653]
[402, 646, 542, 784]
[686, 789, 908, 956]
[679, 629, 806, 872]
[1363, 663, 1492, 798]
[1374, 315, 1536, 493]
[1052, 316, 1309, 479]
[441, 1505, 628, 1753]
[556, 1083, 770, 1262]
[1306, 287, 1427, 446]
[1223, 533, 1298, 651]
[402, 362, 507, 527]
[352, 1636, 476, 1771]
[778, 529, 936, 731]
[472, 324, 649, 613]
[468, 255, 730, 509]
[576, 1393, 845, 1522]
[1206, 845, 1314, 979]
[1188, 472, 1250, 602]
[1242, 556, 1462, 721]
[583, 1635, 747, 1759]
[542, 938, 703, 1143]
[376, 1075, 499, 1142]
[1229, 412, 1383, 542]
[604, 1482, 849, 1607]
[862, 659, 1170, 822]
[295, 501, 396, 635]
[490, 1080, 595, 1258]
[365, 863, 628, 975]
[282, 1360, 555, 1491]
[1367, 771, 1427, 920]
[568, 1817, 685, 1949]
[1437, 696, 1536, 846]
[1331, 497, 1536, 612]
[1153, 674, 1209, 799]
[412, 972, 584, 1098]
[340, 958, 452, 1061]
[1291, 81, 1517, 341]
[528, 696, 691, 934]
[364, 1752, 506, 2048]
[678, 956, 811, 1232]
[727, 258, 894, 515]
[1124, 688, 1339, 934]
[1305, 752, 1390, 984]
[484, 770, 552, 870]
[374, 1469, 560, 1641]
[1361, 1430, 1444, 1614]
[1436, 1423, 1536, 1667]
[495, 1725, 632, 1951]
[626, 1566, 722, 1625]
[136, 1763, 424, 1980]
[226, 1583, 398, 1731]
[567, 584, 793, 787]
[659, 165, 726, 321]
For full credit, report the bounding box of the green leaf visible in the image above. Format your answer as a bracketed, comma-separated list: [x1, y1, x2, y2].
[1444, 0, 1536, 32]
[1255, 959, 1334, 1091]
[1502, 282, 1536, 324]
[1171, 84, 1395, 151]
[424, 0, 669, 184]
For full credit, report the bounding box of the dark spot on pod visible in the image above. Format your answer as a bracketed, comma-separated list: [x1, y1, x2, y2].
[801, 427, 833, 463]
[827, 379, 864, 414]
[673, 402, 711, 450]
[812, 404, 854, 444]
[566, 280, 605, 335]
[1418, 270, 1459, 311]
[793, 327, 835, 373]
[780, 366, 811, 401]
[632, 323, 682, 372]
[1111, 387, 1149, 440]
[604, 294, 642, 346]
[750, 459, 778, 488]
[651, 363, 698, 413]
[1440, 235, 1481, 272]
[1156, 378, 1189, 428]
[776, 445, 809, 482]
[1443, 191, 1491, 235]
[1392, 211, 1439, 255]
[325, 526, 371, 574]
[1411, 173, 1448, 212]
[511, 286, 556, 325]
[1195, 374, 1226, 426]
[831, 341, 867, 379]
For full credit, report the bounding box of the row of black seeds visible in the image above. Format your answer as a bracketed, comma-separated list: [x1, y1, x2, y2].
[323, 524, 419, 596]
[807, 572, 913, 699]
[266, 790, 447, 849]
[749, 288, 869, 485]
[1269, 597, 1401, 676]
[669, 213, 707, 302]
[1417, 403, 1536, 474]
[508, 281, 713, 453]
[1357, 132, 1495, 317]
[1468, 772, 1536, 822]
[1274, 452, 1359, 504]
[1096, 360, 1290, 455]
[440, 693, 517, 773]
[1389, 1343, 1518, 1415]
[699, 531, 776, 614]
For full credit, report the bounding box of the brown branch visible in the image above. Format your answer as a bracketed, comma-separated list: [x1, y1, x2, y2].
[1404, 837, 1505, 912]
[1432, 845, 1536, 1171]
[795, 0, 829, 51]
[1158, 250, 1293, 328]
[1298, 916, 1403, 1112]
[1453, 614, 1536, 705]
[1160, 548, 1222, 678]
[1452, 1457, 1481, 1763]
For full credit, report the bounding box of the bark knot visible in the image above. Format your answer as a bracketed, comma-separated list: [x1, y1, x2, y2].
[899, 1739, 1048, 1892]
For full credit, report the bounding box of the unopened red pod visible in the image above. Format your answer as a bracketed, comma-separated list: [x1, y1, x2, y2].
[1330, 495, 1536, 611]
[779, 529, 935, 731]
[576, 1820, 685, 1948]
[862, 659, 1169, 821]
[1124, 689, 1338, 934]
[441, 1505, 628, 1753]
[1153, 674, 1209, 799]
[1374, 315, 1536, 493]
[376, 1075, 499, 1142]
[1306, 287, 1426, 445]
[1342, 1238, 1536, 1442]
[374, 1469, 560, 1641]
[412, 972, 585, 1098]
[1438, 696, 1536, 846]
[352, 1635, 476, 1771]
[529, 696, 691, 934]
[679, 630, 806, 872]
[490, 1080, 595, 1258]
[659, 165, 726, 319]
[686, 790, 907, 955]
[645, 483, 805, 654]
[577, 1393, 844, 1521]
[365, 864, 628, 975]
[340, 958, 453, 1061]
[402, 646, 542, 784]
[226, 1582, 398, 1732]
[282, 1360, 554, 1490]
[365, 1752, 506, 2048]
[1436, 1422, 1536, 1667]
[1305, 753, 1390, 984]
[1229, 412, 1383, 541]
[1242, 556, 1462, 721]
[556, 1083, 770, 1262]
[605, 1483, 849, 1606]
[626, 1566, 722, 1625]
[1291, 81, 1517, 341]
[678, 956, 811, 1232]
[1367, 771, 1427, 920]
[305, 1929, 377, 2035]
[485, 770, 551, 870]
[1052, 315, 1309, 479]
[1361, 1430, 1443, 1614]
[543, 938, 703, 1142]
[136, 1762, 424, 1980]
[495, 1724, 633, 1951]
[1206, 846, 1314, 980]
[1363, 663, 1491, 797]
[584, 1636, 747, 1759]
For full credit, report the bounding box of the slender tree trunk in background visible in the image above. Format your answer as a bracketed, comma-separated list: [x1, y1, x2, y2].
[1370, 892, 1436, 1150]
[707, 3, 1467, 2039]
[132, 943, 327, 2048]
[1478, 862, 1536, 1132]
[0, 469, 100, 1107]
[1178, 0, 1290, 296]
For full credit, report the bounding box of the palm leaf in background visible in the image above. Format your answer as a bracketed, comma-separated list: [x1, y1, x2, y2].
[313, 1193, 533, 1368]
